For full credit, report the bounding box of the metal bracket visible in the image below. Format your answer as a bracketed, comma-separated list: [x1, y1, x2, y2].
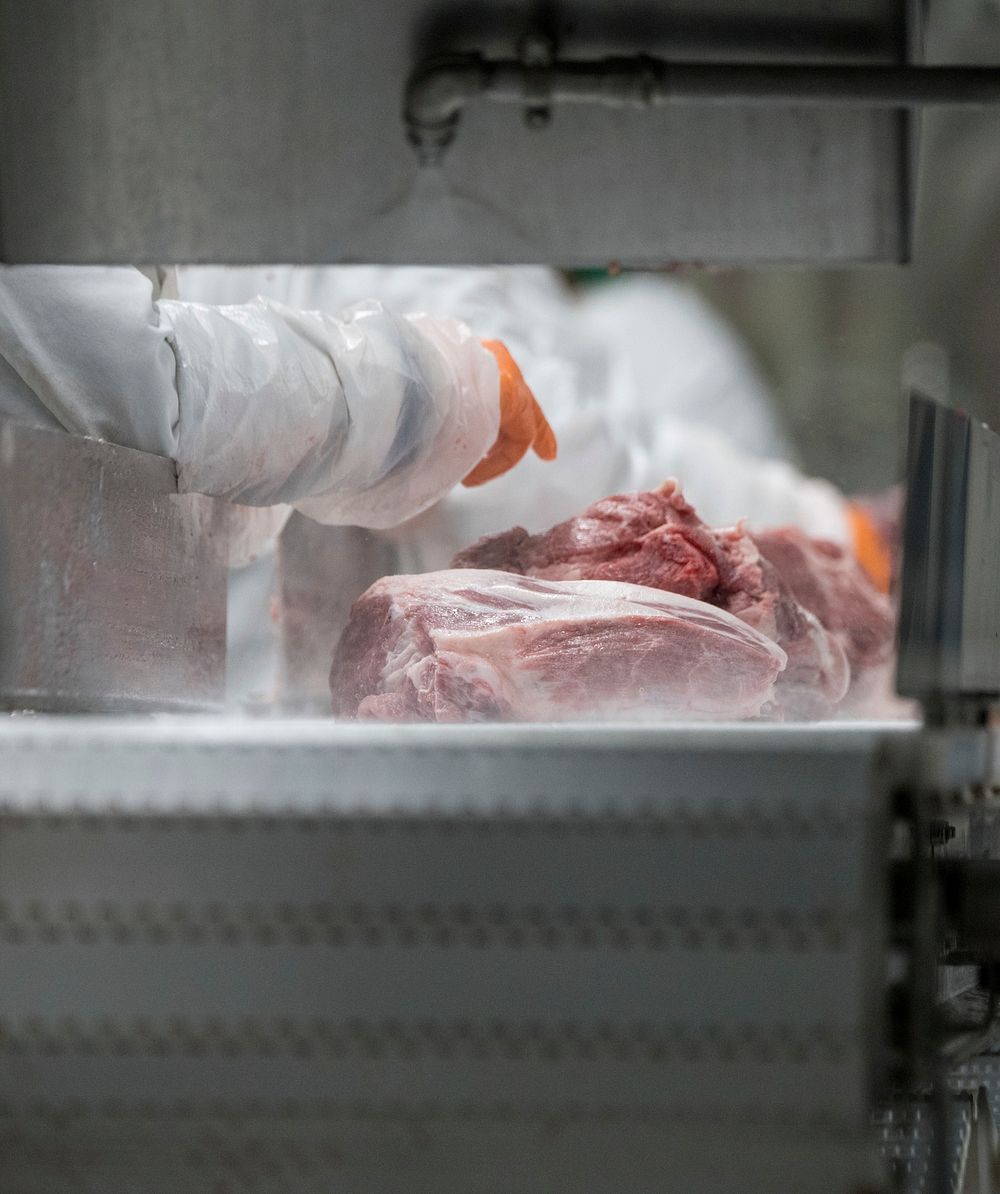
[519, 32, 555, 130]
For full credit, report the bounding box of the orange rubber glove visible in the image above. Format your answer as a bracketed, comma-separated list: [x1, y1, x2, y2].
[847, 503, 893, 594]
[462, 340, 557, 487]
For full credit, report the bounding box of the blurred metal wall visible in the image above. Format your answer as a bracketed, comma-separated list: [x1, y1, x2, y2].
[0, 0, 910, 265]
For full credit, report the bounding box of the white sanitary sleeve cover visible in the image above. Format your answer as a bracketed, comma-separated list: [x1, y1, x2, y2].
[0, 266, 499, 538]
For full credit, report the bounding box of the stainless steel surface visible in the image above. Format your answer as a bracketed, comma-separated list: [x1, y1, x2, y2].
[277, 515, 395, 713]
[955, 1068, 1000, 1194]
[0, 420, 227, 712]
[883, 720, 1000, 1194]
[881, 1066, 1000, 1192]
[0, 718, 901, 1193]
[937, 860, 1000, 963]
[0, 0, 912, 264]
[961, 1088, 1000, 1193]
[897, 394, 1000, 705]
[879, 1094, 979, 1194]
[0, 1118, 881, 1194]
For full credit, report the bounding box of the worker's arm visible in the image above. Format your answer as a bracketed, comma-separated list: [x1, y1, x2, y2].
[0, 266, 549, 530]
[162, 296, 502, 527]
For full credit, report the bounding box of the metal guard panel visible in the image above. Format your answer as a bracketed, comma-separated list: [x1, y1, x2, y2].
[0, 719, 895, 1193]
[897, 394, 1000, 700]
[0, 420, 227, 712]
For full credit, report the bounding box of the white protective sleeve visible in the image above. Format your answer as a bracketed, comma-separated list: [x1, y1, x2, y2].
[164, 297, 499, 527]
[0, 266, 500, 533]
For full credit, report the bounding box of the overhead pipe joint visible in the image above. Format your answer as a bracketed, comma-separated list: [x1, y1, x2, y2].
[404, 54, 491, 166]
[404, 46, 1000, 165]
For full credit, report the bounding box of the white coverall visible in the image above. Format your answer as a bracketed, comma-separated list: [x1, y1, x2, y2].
[176, 265, 853, 573]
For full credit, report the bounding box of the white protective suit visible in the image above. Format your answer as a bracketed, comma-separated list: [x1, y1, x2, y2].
[176, 266, 853, 575]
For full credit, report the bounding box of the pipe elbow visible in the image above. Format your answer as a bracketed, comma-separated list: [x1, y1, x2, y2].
[404, 55, 488, 163]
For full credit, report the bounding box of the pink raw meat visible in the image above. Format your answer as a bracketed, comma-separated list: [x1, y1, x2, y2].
[752, 527, 894, 672]
[331, 569, 787, 723]
[454, 481, 849, 718]
[753, 526, 897, 714]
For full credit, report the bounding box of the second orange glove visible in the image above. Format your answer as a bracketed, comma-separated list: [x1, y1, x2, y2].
[463, 340, 557, 487]
[847, 502, 893, 595]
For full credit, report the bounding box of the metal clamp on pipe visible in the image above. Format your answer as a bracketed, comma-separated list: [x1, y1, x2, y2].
[404, 42, 1000, 164]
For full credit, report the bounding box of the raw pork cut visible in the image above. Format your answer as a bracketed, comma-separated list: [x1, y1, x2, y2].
[453, 481, 849, 718]
[752, 526, 896, 714]
[331, 570, 787, 723]
[753, 527, 894, 673]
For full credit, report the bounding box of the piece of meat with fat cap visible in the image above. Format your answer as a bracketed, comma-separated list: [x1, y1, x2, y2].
[753, 525, 898, 716]
[453, 480, 850, 718]
[331, 569, 786, 723]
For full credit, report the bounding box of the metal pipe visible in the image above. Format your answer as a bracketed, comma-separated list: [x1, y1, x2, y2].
[662, 63, 1000, 107]
[404, 54, 1000, 163]
[404, 55, 492, 162]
